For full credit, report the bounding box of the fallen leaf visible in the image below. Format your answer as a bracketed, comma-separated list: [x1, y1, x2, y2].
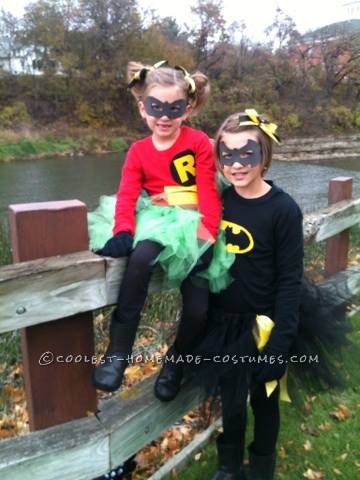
[303, 468, 325, 479]
[330, 404, 350, 422]
[302, 401, 312, 413]
[194, 453, 201, 461]
[333, 468, 342, 475]
[303, 440, 312, 452]
[278, 446, 287, 458]
[318, 421, 332, 431]
[301, 424, 320, 436]
[337, 453, 348, 461]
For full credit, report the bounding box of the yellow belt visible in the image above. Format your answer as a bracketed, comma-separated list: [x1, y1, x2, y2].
[252, 315, 291, 402]
[163, 185, 198, 206]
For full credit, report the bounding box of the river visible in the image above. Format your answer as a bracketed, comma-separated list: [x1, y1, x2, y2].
[0, 153, 359, 230]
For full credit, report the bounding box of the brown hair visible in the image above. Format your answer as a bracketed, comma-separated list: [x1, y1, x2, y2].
[127, 61, 210, 115]
[214, 112, 274, 174]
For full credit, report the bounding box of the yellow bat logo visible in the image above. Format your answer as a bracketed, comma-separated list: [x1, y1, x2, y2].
[221, 220, 254, 254]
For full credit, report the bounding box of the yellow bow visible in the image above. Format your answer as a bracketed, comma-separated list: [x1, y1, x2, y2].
[174, 65, 196, 95]
[252, 315, 291, 402]
[127, 60, 168, 89]
[239, 109, 281, 144]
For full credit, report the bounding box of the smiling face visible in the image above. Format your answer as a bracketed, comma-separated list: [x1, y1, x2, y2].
[138, 85, 191, 147]
[220, 130, 270, 198]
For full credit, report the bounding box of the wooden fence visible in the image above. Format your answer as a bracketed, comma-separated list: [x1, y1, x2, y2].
[0, 177, 359, 479]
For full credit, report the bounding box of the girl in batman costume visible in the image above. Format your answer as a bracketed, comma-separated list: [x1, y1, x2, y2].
[185, 109, 351, 480]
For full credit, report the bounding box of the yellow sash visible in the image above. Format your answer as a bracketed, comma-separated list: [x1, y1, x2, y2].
[163, 185, 198, 206]
[252, 315, 291, 402]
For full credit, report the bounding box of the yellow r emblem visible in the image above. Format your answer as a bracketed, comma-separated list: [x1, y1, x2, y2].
[173, 154, 196, 184]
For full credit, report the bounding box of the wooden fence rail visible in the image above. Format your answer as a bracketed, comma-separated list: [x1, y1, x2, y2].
[1, 196, 360, 334]
[0, 176, 359, 480]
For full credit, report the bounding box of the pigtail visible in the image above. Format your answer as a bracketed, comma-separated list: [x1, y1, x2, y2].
[189, 71, 210, 114]
[127, 61, 148, 101]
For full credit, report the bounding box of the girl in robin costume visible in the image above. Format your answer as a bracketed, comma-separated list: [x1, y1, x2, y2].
[90, 61, 223, 400]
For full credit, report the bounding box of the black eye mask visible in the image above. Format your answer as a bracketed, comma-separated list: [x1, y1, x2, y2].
[219, 139, 262, 167]
[143, 96, 187, 119]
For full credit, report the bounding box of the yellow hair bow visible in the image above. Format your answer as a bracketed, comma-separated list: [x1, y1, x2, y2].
[127, 60, 168, 89]
[239, 108, 281, 144]
[174, 65, 196, 95]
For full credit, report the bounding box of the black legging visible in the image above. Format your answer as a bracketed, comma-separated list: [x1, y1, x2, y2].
[220, 373, 280, 457]
[113, 240, 209, 354]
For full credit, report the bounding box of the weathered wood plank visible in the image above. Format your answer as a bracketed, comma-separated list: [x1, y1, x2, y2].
[0, 415, 109, 480]
[0, 375, 202, 480]
[97, 376, 202, 468]
[319, 266, 360, 301]
[104, 256, 166, 305]
[303, 197, 360, 243]
[0, 251, 107, 333]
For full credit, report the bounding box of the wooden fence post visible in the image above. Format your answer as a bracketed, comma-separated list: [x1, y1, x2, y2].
[8, 200, 97, 431]
[325, 177, 353, 276]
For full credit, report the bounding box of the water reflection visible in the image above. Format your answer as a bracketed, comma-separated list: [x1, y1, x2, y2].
[0, 154, 359, 225]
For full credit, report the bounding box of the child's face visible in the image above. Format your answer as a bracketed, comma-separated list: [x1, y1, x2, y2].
[220, 131, 264, 194]
[138, 85, 190, 144]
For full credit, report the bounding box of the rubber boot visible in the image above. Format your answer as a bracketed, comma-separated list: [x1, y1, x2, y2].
[92, 317, 136, 392]
[210, 435, 247, 480]
[247, 444, 276, 480]
[154, 345, 185, 401]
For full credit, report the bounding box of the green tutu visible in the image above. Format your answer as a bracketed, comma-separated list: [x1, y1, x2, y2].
[87, 193, 235, 292]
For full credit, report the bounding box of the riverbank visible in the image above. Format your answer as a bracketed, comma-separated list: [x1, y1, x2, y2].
[1, 126, 359, 163]
[275, 134, 360, 162]
[0, 125, 131, 162]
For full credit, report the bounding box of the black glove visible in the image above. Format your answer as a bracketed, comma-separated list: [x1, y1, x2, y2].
[96, 232, 133, 258]
[191, 245, 214, 274]
[252, 337, 288, 384]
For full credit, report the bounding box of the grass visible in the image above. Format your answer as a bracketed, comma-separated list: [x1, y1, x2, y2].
[0, 127, 129, 162]
[0, 222, 11, 267]
[0, 136, 80, 161]
[164, 313, 360, 480]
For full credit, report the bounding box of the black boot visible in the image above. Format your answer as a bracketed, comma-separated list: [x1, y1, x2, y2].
[247, 444, 276, 480]
[210, 435, 247, 480]
[154, 345, 184, 401]
[92, 317, 135, 392]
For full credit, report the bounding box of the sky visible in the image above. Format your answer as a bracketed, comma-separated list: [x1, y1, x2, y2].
[0, 0, 358, 42]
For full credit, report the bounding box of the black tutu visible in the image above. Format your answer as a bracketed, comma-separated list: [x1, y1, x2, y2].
[187, 276, 353, 399]
[290, 276, 352, 389]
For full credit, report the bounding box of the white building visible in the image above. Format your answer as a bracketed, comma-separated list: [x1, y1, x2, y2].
[341, 1, 360, 19]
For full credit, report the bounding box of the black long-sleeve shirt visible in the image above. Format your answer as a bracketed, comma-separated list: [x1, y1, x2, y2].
[212, 182, 304, 348]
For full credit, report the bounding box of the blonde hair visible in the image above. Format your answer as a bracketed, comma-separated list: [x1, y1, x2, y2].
[127, 61, 210, 115]
[214, 112, 274, 174]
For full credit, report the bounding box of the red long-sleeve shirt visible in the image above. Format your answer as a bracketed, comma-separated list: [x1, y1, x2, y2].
[113, 126, 221, 239]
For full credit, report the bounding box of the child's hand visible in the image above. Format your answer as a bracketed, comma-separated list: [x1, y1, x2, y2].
[96, 232, 133, 257]
[252, 341, 288, 383]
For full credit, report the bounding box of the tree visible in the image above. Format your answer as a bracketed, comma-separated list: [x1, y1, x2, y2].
[189, 0, 229, 71]
[0, 9, 20, 74]
[262, 9, 301, 98]
[319, 30, 360, 98]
